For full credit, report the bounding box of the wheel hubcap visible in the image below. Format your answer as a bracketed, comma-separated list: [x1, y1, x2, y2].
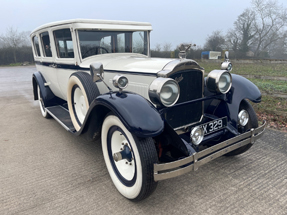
[111, 130, 135, 181]
[73, 87, 87, 124]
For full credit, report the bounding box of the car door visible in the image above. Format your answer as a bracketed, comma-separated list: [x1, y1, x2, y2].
[52, 26, 77, 101]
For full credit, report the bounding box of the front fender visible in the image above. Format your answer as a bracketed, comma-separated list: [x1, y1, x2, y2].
[80, 92, 164, 139]
[204, 74, 261, 128]
[227, 74, 261, 127]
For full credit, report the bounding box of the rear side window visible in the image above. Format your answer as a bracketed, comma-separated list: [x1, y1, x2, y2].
[33, 36, 41, 57]
[54, 29, 74, 58]
[40, 31, 52, 57]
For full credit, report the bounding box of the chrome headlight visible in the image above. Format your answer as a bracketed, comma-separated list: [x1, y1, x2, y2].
[113, 75, 128, 89]
[149, 78, 180, 107]
[206, 70, 232, 94]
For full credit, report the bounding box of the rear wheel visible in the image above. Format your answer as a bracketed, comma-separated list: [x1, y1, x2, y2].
[101, 114, 158, 201]
[225, 99, 258, 156]
[37, 85, 51, 118]
[67, 72, 99, 131]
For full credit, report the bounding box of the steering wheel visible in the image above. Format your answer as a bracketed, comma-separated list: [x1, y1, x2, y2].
[82, 46, 109, 58]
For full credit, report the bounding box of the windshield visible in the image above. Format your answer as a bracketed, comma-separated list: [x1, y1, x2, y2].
[78, 30, 148, 59]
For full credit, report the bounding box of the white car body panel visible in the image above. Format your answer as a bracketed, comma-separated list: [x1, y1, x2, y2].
[31, 19, 162, 101]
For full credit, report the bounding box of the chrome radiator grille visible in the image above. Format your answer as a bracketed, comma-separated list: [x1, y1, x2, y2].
[165, 69, 203, 129]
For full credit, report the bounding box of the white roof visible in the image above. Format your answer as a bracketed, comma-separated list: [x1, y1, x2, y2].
[31, 19, 153, 35]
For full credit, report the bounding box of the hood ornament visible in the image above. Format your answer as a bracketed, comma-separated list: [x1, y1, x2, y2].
[178, 43, 195, 59]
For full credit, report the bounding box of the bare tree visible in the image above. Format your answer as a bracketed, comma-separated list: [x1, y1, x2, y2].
[226, 0, 287, 58]
[226, 9, 257, 57]
[204, 30, 225, 51]
[162, 42, 172, 51]
[268, 35, 287, 58]
[154, 43, 161, 52]
[0, 27, 29, 63]
[252, 0, 287, 57]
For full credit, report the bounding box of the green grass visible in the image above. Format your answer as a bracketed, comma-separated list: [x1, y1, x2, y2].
[248, 79, 287, 94]
[198, 61, 287, 77]
[198, 60, 287, 131]
[0, 63, 23, 67]
[253, 95, 287, 113]
[9, 63, 23, 66]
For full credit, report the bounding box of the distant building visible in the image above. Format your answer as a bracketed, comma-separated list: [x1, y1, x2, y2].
[201, 51, 221, 59]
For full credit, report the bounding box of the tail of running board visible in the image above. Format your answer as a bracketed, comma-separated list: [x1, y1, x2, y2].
[45, 106, 76, 133]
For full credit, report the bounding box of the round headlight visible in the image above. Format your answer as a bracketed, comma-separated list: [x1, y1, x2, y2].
[149, 78, 180, 107]
[206, 70, 232, 94]
[113, 75, 128, 89]
[218, 72, 232, 93]
[160, 80, 179, 107]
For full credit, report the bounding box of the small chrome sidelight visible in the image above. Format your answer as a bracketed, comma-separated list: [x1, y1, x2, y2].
[149, 78, 180, 107]
[221, 51, 232, 72]
[190, 126, 204, 145]
[112, 75, 129, 90]
[206, 70, 232, 94]
[238, 110, 249, 126]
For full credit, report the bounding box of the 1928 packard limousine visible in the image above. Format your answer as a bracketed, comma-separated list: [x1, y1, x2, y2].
[30, 19, 266, 201]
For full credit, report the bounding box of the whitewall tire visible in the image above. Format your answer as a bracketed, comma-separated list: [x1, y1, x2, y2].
[101, 114, 158, 201]
[37, 85, 50, 118]
[67, 72, 99, 131]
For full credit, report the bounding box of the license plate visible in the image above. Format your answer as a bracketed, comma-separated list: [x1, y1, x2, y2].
[200, 117, 227, 135]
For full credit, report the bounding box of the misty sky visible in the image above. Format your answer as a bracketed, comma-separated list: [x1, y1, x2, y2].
[0, 0, 286, 49]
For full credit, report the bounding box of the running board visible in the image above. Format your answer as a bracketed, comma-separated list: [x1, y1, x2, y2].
[46, 106, 76, 133]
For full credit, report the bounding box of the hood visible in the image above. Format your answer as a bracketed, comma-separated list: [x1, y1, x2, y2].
[79, 53, 175, 74]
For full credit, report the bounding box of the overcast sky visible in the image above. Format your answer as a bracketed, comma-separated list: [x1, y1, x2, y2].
[0, 0, 286, 49]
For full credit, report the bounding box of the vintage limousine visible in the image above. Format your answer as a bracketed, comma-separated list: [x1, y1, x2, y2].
[30, 19, 266, 201]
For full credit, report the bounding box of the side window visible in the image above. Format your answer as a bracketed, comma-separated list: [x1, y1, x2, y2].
[54, 29, 74, 58]
[40, 31, 52, 57]
[33, 36, 41, 57]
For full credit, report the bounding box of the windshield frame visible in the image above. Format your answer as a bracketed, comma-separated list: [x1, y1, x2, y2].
[76, 29, 150, 60]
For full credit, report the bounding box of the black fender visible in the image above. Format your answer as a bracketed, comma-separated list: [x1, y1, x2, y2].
[226, 74, 261, 127]
[78, 92, 164, 139]
[205, 74, 261, 128]
[32, 72, 56, 107]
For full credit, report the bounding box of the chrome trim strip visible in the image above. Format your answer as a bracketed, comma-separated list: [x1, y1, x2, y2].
[45, 107, 71, 131]
[154, 121, 266, 181]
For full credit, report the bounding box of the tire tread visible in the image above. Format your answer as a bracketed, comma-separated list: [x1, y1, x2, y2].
[131, 136, 158, 202]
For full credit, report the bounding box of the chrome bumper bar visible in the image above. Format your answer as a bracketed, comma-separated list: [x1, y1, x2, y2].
[154, 121, 267, 181]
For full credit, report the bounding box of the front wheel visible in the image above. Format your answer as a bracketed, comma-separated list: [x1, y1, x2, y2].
[67, 72, 99, 131]
[101, 114, 158, 201]
[225, 99, 258, 156]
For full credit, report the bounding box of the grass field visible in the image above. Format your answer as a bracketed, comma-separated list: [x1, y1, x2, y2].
[199, 60, 287, 132]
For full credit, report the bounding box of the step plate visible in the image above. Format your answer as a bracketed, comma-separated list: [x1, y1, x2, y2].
[46, 106, 76, 132]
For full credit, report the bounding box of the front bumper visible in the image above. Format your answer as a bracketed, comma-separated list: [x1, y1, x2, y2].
[154, 121, 266, 181]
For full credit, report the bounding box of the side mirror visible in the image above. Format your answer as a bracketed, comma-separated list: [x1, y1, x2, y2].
[90, 63, 104, 82]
